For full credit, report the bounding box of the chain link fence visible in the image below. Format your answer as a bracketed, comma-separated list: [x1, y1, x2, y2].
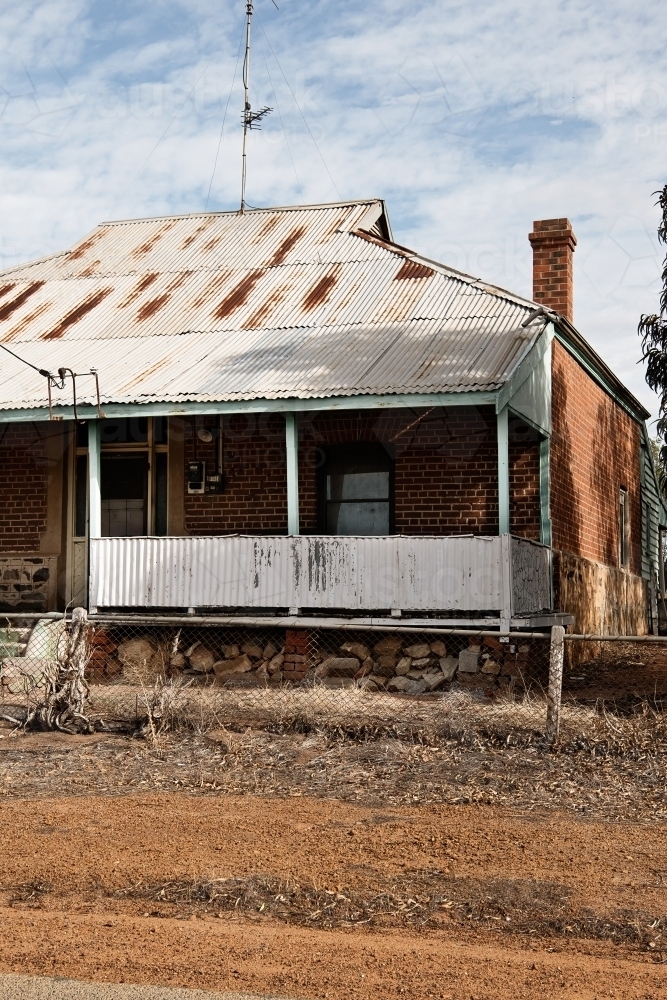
[3, 613, 667, 738]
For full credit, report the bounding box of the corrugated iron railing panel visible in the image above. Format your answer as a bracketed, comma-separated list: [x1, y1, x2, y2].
[88, 534, 540, 612]
[511, 536, 552, 613]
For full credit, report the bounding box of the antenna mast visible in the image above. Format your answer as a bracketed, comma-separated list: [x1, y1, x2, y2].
[240, 0, 272, 213]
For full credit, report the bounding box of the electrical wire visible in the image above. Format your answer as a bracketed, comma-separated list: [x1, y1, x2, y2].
[256, 12, 341, 200]
[258, 31, 303, 203]
[0, 342, 51, 378]
[205, 27, 245, 211]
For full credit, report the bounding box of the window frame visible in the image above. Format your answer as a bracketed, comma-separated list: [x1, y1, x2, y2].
[317, 442, 395, 536]
[619, 487, 629, 569]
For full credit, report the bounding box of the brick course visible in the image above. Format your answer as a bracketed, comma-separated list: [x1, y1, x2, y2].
[550, 339, 641, 573]
[0, 424, 49, 552]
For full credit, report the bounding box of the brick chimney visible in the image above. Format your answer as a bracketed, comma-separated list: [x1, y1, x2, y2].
[528, 218, 577, 323]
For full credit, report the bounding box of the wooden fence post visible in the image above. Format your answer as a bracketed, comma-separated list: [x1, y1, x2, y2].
[546, 624, 565, 743]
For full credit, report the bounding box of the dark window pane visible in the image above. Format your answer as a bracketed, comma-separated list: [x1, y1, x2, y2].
[99, 418, 148, 444]
[155, 452, 168, 536]
[154, 416, 168, 444]
[327, 471, 389, 502]
[321, 442, 393, 535]
[75, 455, 87, 537]
[76, 422, 88, 448]
[101, 454, 148, 536]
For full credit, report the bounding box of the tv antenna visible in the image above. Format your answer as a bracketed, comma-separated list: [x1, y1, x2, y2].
[240, 0, 274, 212]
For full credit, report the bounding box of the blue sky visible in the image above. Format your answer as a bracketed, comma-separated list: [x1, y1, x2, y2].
[1, 0, 666, 418]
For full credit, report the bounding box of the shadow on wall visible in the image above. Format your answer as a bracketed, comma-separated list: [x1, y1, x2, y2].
[591, 398, 629, 571]
[550, 361, 581, 559]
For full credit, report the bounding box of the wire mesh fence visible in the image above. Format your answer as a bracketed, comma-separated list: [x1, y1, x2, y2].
[3, 613, 667, 738]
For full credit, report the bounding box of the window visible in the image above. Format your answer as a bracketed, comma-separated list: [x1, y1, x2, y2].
[619, 488, 629, 568]
[101, 454, 148, 536]
[320, 443, 393, 535]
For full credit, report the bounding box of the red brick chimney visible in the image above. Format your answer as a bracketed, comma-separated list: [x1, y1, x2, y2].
[528, 218, 577, 323]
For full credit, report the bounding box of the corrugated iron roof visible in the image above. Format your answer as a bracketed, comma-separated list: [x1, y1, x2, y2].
[0, 199, 545, 411]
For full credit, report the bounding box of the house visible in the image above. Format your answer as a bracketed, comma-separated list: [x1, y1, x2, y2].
[0, 199, 662, 633]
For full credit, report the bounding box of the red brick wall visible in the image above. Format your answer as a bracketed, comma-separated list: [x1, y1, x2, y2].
[184, 415, 288, 535]
[0, 423, 48, 551]
[551, 339, 641, 573]
[509, 427, 541, 540]
[298, 407, 499, 535]
[183, 408, 502, 536]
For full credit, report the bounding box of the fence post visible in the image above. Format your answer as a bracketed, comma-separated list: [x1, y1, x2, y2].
[546, 624, 565, 743]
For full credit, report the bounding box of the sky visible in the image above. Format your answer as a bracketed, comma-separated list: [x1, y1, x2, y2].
[0, 0, 666, 421]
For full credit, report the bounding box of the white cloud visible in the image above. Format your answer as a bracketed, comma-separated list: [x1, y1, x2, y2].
[0, 0, 665, 419]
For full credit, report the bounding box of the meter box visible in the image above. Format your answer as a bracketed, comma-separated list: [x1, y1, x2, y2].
[205, 472, 225, 494]
[187, 461, 205, 494]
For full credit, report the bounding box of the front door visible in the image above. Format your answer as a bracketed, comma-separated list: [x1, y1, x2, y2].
[101, 453, 149, 536]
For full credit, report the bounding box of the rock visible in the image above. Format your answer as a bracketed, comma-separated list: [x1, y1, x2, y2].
[458, 648, 480, 673]
[429, 640, 447, 657]
[501, 660, 522, 677]
[439, 656, 458, 680]
[411, 656, 431, 669]
[407, 669, 425, 679]
[373, 636, 403, 655]
[269, 670, 283, 685]
[268, 653, 284, 673]
[254, 662, 270, 683]
[188, 647, 217, 673]
[404, 642, 430, 659]
[373, 656, 397, 678]
[404, 678, 427, 695]
[340, 641, 371, 661]
[314, 656, 360, 678]
[316, 676, 356, 689]
[117, 637, 156, 668]
[395, 656, 412, 675]
[369, 674, 387, 687]
[481, 659, 501, 675]
[221, 644, 240, 659]
[105, 657, 123, 677]
[263, 642, 278, 659]
[387, 675, 410, 692]
[213, 654, 253, 676]
[423, 671, 447, 691]
[170, 652, 186, 670]
[242, 641, 264, 660]
[359, 677, 379, 692]
[184, 641, 200, 657]
[354, 660, 374, 679]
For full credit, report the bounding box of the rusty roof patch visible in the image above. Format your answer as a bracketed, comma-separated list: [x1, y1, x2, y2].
[78, 260, 101, 278]
[119, 273, 159, 308]
[117, 355, 172, 392]
[0, 284, 16, 301]
[192, 271, 230, 308]
[41, 287, 112, 341]
[132, 221, 177, 259]
[394, 260, 434, 280]
[202, 236, 222, 252]
[267, 226, 306, 267]
[0, 282, 45, 323]
[252, 215, 281, 244]
[243, 287, 287, 329]
[137, 293, 171, 322]
[302, 271, 338, 311]
[214, 270, 263, 320]
[2, 302, 51, 344]
[68, 230, 105, 262]
[180, 217, 217, 249]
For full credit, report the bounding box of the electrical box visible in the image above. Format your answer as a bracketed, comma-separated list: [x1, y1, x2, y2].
[205, 472, 225, 494]
[187, 461, 205, 494]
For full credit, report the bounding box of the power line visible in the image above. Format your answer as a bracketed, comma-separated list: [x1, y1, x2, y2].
[205, 28, 245, 211]
[0, 342, 51, 378]
[256, 12, 341, 200]
[258, 30, 303, 204]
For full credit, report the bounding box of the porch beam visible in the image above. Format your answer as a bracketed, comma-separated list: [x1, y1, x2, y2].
[88, 419, 101, 539]
[540, 437, 552, 546]
[0, 390, 499, 425]
[285, 412, 299, 536]
[497, 405, 510, 534]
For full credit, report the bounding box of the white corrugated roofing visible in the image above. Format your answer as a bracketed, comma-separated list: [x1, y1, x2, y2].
[0, 199, 543, 412]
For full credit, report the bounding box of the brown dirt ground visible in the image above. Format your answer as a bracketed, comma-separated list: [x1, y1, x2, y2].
[0, 787, 665, 999]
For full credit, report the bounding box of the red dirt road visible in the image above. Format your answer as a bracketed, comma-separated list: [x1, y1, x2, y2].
[0, 792, 665, 998]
